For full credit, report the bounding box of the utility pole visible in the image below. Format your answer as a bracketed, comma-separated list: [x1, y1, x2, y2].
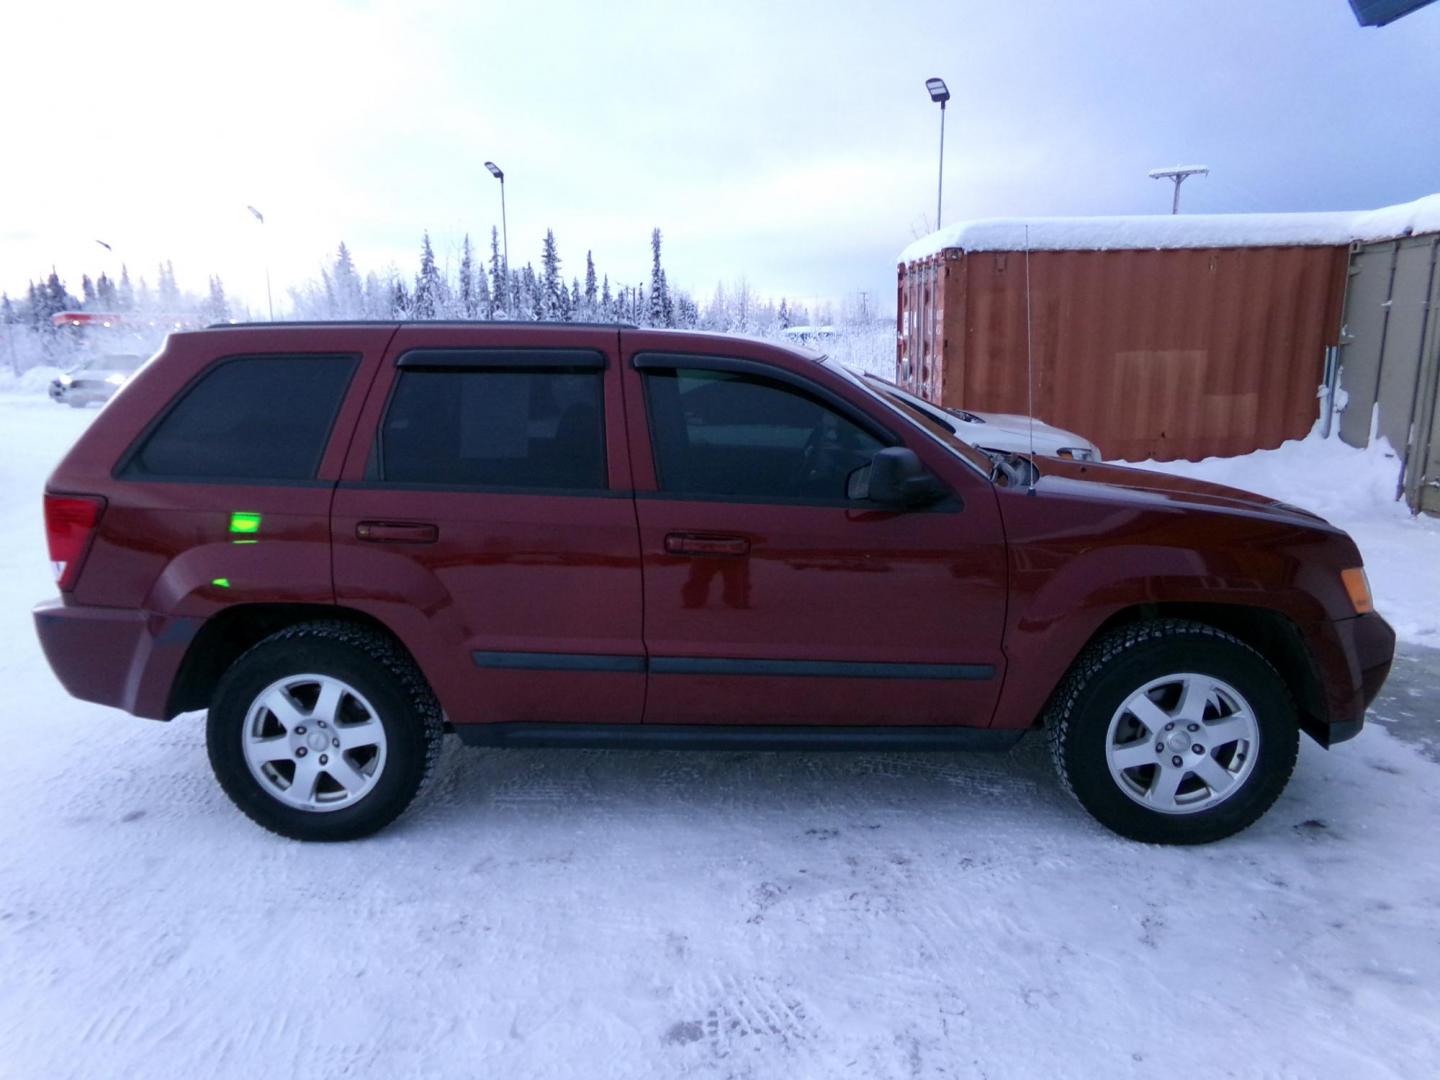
[246, 205, 274, 319]
[1148, 165, 1209, 214]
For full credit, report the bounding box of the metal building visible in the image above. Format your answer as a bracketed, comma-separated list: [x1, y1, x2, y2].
[1336, 217, 1440, 514]
[896, 200, 1440, 511]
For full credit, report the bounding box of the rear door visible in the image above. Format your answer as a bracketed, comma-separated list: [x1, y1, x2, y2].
[620, 332, 1009, 728]
[331, 325, 645, 729]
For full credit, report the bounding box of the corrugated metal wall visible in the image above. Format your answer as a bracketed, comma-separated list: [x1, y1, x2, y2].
[897, 244, 1350, 462]
[1337, 233, 1440, 514]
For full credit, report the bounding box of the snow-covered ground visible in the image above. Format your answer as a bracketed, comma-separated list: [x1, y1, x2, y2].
[2, 392, 1439, 1079]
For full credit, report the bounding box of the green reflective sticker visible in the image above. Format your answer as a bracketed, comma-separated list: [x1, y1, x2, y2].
[211, 578, 231, 589]
[228, 511, 262, 534]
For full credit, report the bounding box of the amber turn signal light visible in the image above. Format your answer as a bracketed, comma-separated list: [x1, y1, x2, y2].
[1341, 567, 1374, 615]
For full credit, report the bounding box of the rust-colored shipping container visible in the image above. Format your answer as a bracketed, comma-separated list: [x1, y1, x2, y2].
[897, 225, 1351, 462]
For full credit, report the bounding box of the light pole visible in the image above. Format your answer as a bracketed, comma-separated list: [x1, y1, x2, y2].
[246, 204, 274, 320]
[1148, 165, 1209, 214]
[94, 240, 115, 309]
[484, 162, 509, 311]
[925, 77, 950, 231]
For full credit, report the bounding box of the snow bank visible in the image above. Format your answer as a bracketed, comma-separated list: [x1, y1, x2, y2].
[0, 365, 63, 394]
[1119, 429, 1440, 646]
[899, 192, 1440, 264]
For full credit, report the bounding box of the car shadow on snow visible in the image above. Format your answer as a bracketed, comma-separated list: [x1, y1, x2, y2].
[401, 731, 1089, 837]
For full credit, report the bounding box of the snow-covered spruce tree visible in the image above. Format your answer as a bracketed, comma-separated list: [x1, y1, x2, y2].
[362, 272, 387, 319]
[649, 228, 672, 328]
[584, 251, 597, 315]
[675, 293, 699, 329]
[600, 274, 612, 317]
[158, 261, 180, 309]
[488, 226, 505, 319]
[38, 270, 75, 324]
[391, 279, 410, 318]
[475, 268, 491, 321]
[207, 276, 229, 322]
[778, 298, 791, 329]
[96, 273, 116, 309]
[539, 229, 564, 321]
[566, 278, 580, 322]
[412, 232, 442, 320]
[459, 234, 477, 318]
[518, 264, 540, 321]
[118, 265, 134, 311]
[333, 243, 363, 318]
[82, 275, 96, 307]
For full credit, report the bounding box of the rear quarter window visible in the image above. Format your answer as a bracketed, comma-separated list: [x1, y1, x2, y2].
[121, 354, 358, 482]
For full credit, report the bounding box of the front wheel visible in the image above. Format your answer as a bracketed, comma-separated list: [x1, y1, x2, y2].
[1047, 619, 1299, 844]
[207, 621, 443, 841]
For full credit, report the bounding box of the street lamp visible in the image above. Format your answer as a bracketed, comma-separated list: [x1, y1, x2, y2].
[1148, 165, 1209, 214]
[484, 162, 509, 310]
[246, 204, 274, 320]
[925, 77, 950, 231]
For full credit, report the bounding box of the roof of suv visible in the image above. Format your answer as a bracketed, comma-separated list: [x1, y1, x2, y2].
[205, 320, 640, 330]
[191, 321, 829, 364]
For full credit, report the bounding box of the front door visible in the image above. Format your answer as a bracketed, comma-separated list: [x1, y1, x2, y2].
[620, 336, 1008, 728]
[331, 326, 645, 728]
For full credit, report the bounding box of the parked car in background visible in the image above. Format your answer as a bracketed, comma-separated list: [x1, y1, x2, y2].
[49, 353, 148, 407]
[34, 322, 1391, 844]
[861, 371, 1101, 461]
[780, 325, 839, 348]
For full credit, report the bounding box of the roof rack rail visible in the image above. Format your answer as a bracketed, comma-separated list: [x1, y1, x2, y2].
[204, 319, 641, 330]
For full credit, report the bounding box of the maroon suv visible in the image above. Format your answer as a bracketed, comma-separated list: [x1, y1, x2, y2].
[34, 322, 1395, 843]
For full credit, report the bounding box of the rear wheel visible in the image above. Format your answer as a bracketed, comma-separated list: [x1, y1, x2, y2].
[207, 621, 443, 841]
[1047, 619, 1299, 844]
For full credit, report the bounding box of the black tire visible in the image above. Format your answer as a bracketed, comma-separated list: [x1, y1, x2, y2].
[207, 621, 444, 841]
[1046, 619, 1299, 845]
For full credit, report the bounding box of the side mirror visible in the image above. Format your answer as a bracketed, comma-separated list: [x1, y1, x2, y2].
[848, 447, 947, 508]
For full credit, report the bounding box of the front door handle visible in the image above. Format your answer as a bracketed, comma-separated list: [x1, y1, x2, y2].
[664, 532, 750, 557]
[357, 521, 439, 544]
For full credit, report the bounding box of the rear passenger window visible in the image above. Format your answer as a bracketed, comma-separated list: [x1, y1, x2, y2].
[375, 354, 606, 491]
[124, 354, 357, 481]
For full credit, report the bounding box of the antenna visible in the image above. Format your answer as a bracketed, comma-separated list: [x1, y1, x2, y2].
[1024, 224, 1037, 495]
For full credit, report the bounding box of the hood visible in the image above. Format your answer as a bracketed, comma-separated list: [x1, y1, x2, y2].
[963, 410, 1080, 440]
[1032, 457, 1332, 527]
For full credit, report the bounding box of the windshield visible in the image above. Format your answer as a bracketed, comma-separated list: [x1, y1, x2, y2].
[826, 362, 994, 476]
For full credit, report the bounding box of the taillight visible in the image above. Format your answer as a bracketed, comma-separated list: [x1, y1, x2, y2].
[44, 494, 105, 591]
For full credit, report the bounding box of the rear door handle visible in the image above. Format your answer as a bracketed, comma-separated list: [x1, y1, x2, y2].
[357, 521, 438, 544]
[664, 532, 750, 557]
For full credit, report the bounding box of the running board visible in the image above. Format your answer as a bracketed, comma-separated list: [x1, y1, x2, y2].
[453, 723, 1024, 752]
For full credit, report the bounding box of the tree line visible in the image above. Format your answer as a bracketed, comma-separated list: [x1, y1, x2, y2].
[289, 224, 824, 335]
[2, 224, 872, 376]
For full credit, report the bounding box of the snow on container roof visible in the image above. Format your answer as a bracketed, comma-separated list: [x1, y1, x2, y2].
[1351, 193, 1440, 242]
[897, 192, 1440, 265]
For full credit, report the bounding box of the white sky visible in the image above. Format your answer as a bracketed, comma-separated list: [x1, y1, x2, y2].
[2, 0, 1439, 316]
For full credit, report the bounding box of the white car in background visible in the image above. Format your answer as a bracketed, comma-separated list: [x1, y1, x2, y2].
[49, 354, 146, 408]
[859, 371, 1102, 462]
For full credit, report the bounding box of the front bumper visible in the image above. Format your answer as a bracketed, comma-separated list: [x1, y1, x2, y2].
[33, 598, 199, 720]
[1307, 611, 1395, 747]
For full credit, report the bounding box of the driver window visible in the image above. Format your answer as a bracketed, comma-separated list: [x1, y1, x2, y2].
[643, 366, 885, 500]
